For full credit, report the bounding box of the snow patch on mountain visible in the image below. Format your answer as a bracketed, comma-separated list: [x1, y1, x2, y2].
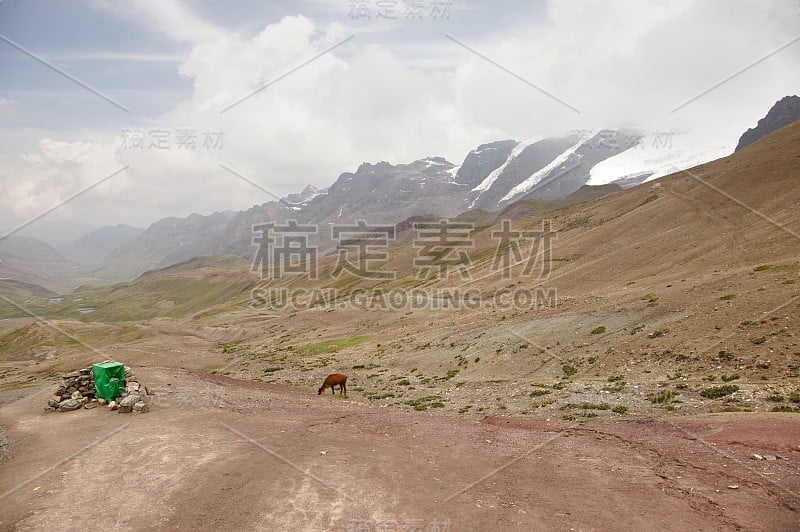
[500, 132, 595, 204]
[282, 184, 326, 206]
[588, 130, 734, 186]
[469, 137, 542, 207]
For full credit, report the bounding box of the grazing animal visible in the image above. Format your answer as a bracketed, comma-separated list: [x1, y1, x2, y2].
[318, 373, 347, 396]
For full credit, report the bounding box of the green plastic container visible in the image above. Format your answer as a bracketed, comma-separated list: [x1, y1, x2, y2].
[92, 361, 126, 402]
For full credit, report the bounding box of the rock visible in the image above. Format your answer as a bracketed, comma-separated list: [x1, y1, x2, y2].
[118, 394, 140, 414]
[727, 485, 739, 490]
[79, 368, 91, 375]
[43, 406, 56, 413]
[48, 396, 61, 407]
[132, 401, 149, 413]
[764, 455, 777, 461]
[57, 399, 81, 412]
[752, 453, 764, 460]
[84, 401, 98, 410]
[108, 400, 118, 411]
[97, 398, 107, 406]
[71, 391, 83, 400]
[64, 371, 80, 379]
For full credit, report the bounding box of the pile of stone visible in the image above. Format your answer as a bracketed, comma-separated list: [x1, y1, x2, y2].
[45, 365, 151, 414]
[107, 371, 151, 414]
[45, 367, 98, 412]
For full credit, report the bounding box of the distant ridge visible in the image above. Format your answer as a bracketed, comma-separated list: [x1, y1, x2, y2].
[736, 95, 800, 152]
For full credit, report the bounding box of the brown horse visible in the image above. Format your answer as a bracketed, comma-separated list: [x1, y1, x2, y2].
[318, 373, 347, 396]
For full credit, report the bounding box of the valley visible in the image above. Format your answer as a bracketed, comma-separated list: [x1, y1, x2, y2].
[1, 101, 798, 530]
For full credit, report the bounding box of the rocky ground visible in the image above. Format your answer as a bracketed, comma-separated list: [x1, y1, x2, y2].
[0, 367, 798, 531]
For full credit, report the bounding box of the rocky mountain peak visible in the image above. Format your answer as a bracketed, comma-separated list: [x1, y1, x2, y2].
[736, 95, 800, 152]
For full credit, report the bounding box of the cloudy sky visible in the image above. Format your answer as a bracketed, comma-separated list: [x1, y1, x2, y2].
[1, 0, 798, 243]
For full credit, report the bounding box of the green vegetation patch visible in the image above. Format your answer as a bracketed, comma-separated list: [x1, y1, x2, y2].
[404, 395, 444, 411]
[297, 335, 370, 356]
[700, 385, 739, 399]
[562, 364, 577, 377]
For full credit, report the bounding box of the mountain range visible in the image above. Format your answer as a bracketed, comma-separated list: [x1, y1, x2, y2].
[89, 129, 728, 281]
[3, 96, 797, 291]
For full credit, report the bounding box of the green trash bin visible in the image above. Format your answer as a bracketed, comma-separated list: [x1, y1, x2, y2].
[92, 361, 126, 402]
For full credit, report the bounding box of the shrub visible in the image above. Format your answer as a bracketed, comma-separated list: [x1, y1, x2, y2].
[642, 293, 659, 304]
[650, 390, 676, 404]
[700, 385, 739, 398]
[590, 326, 606, 335]
[611, 405, 628, 414]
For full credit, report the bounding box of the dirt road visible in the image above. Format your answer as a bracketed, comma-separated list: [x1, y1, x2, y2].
[0, 367, 798, 531]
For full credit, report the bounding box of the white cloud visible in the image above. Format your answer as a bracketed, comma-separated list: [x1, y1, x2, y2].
[3, 0, 799, 232]
[0, 98, 19, 118]
[92, 0, 226, 44]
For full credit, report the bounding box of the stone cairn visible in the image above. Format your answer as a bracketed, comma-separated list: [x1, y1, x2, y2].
[107, 368, 150, 414]
[45, 365, 150, 414]
[46, 367, 97, 412]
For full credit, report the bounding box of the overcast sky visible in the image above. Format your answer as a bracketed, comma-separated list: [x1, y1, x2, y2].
[1, 0, 798, 243]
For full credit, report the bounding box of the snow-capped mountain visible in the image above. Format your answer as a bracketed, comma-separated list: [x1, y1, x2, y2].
[589, 130, 735, 187]
[97, 127, 740, 281]
[282, 185, 327, 208]
[466, 129, 643, 210]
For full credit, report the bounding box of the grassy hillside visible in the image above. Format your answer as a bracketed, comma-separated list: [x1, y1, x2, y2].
[2, 123, 798, 418]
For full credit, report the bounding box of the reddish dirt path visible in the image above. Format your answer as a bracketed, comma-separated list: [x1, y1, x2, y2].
[0, 367, 798, 531]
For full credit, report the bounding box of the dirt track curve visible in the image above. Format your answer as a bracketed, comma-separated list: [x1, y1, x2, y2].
[1, 367, 798, 531]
